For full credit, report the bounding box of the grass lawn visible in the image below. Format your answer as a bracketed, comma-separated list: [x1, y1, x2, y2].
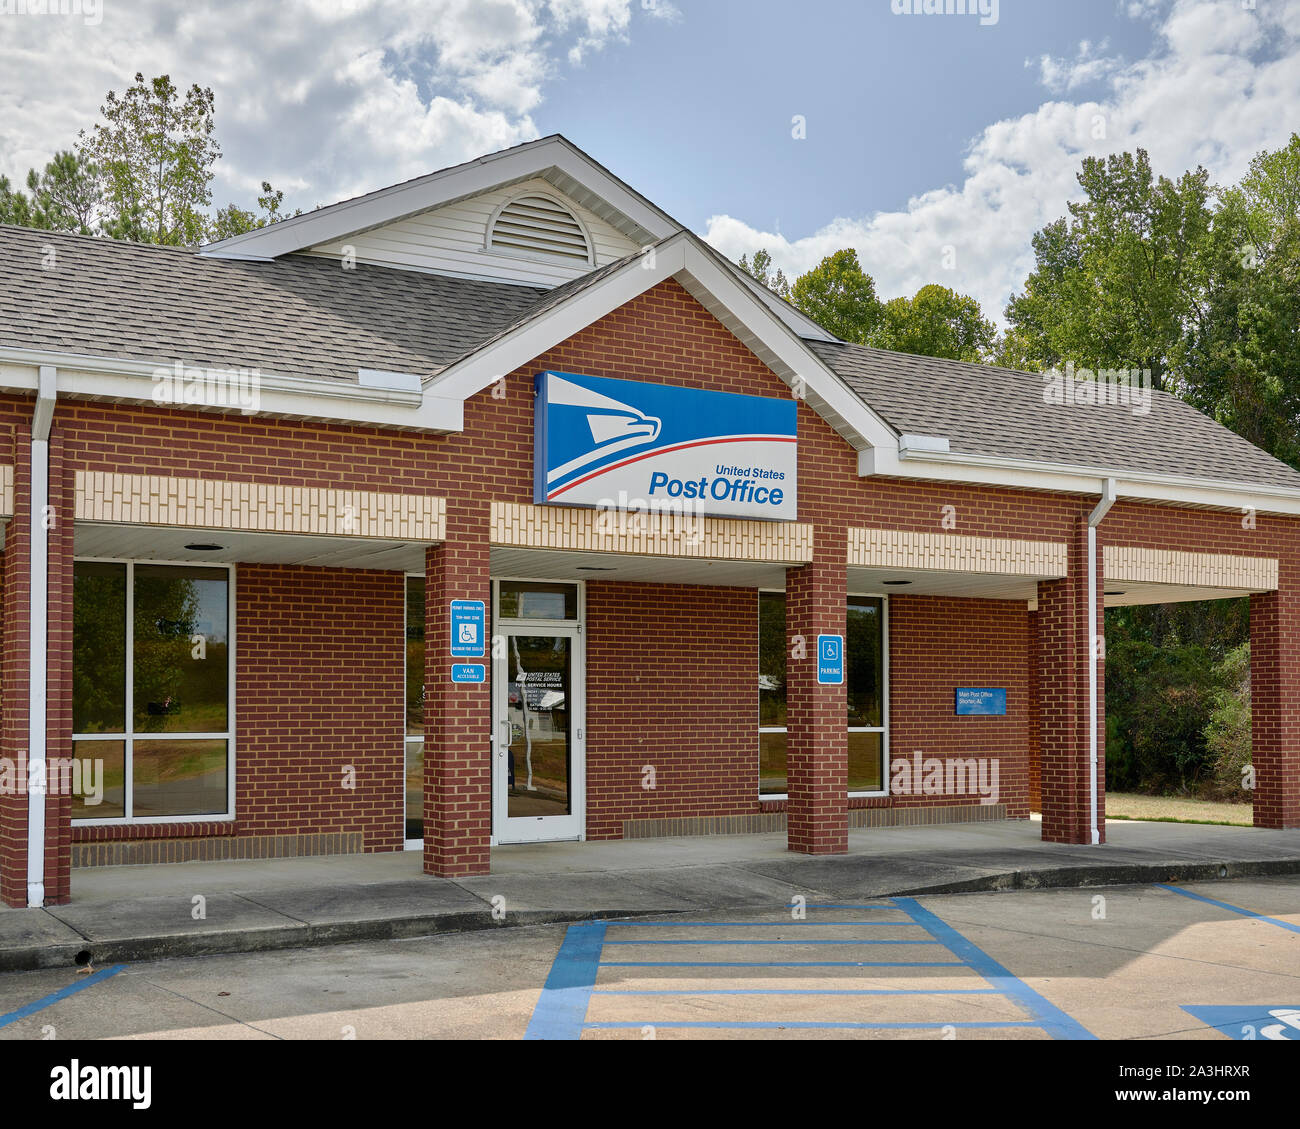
[1105, 792, 1253, 827]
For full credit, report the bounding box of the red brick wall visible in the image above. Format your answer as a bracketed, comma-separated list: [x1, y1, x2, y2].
[888, 595, 1031, 818]
[585, 582, 755, 839]
[0, 420, 31, 906]
[235, 565, 404, 849]
[1, 276, 1296, 871]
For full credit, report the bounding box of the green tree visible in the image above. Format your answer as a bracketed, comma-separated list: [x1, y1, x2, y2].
[78, 72, 222, 245]
[208, 180, 293, 242]
[874, 283, 996, 363]
[788, 249, 882, 343]
[1174, 135, 1300, 469]
[738, 248, 790, 298]
[1005, 149, 1214, 389]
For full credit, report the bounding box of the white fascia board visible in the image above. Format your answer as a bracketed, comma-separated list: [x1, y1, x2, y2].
[0, 348, 464, 432]
[862, 446, 1300, 516]
[427, 234, 899, 454]
[200, 137, 677, 261]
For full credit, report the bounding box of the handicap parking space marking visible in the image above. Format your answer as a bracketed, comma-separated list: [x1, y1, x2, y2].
[0, 965, 129, 1031]
[1155, 883, 1300, 934]
[526, 899, 1094, 1040]
[1181, 1005, 1300, 1041]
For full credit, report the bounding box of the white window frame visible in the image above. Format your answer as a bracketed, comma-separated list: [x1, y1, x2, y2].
[757, 589, 890, 801]
[72, 558, 236, 825]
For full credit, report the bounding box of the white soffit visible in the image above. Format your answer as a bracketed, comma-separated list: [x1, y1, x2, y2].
[74, 523, 427, 572]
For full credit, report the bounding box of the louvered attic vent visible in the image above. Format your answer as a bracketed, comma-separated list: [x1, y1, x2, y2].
[488, 195, 592, 264]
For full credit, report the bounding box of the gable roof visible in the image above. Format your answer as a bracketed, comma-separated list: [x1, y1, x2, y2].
[810, 339, 1300, 491]
[200, 134, 675, 261]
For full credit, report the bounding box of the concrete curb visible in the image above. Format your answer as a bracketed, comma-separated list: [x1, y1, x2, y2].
[4, 856, 1298, 973]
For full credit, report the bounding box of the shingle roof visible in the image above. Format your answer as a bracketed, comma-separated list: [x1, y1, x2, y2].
[0, 224, 547, 383]
[808, 339, 1300, 490]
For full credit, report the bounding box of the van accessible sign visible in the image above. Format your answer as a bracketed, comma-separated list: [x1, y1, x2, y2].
[534, 371, 797, 520]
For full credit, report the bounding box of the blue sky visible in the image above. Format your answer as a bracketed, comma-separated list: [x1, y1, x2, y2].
[538, 1, 1157, 235]
[1, 0, 1296, 324]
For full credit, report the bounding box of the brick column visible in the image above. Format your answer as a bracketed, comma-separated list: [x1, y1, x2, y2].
[0, 424, 31, 907]
[423, 502, 492, 877]
[785, 525, 847, 854]
[1036, 514, 1106, 844]
[43, 426, 74, 904]
[1250, 583, 1300, 829]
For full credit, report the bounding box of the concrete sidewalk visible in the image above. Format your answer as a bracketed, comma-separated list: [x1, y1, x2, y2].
[3, 818, 1299, 971]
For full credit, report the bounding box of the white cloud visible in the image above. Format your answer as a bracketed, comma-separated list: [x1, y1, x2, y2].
[703, 0, 1300, 328]
[0, 0, 666, 208]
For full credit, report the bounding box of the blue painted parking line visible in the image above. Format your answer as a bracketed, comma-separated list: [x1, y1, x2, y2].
[605, 920, 919, 928]
[593, 988, 1001, 996]
[0, 965, 128, 1030]
[785, 903, 896, 910]
[1156, 884, 1300, 934]
[585, 1020, 1038, 1031]
[523, 921, 606, 1041]
[529, 898, 1094, 1039]
[599, 960, 965, 968]
[893, 898, 1094, 1040]
[603, 938, 941, 945]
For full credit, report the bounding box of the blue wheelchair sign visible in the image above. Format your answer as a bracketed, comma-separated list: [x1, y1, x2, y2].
[817, 634, 844, 685]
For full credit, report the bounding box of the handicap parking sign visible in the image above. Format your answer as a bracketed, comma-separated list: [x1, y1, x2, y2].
[449, 599, 486, 658]
[1181, 1005, 1300, 1040]
[817, 634, 844, 685]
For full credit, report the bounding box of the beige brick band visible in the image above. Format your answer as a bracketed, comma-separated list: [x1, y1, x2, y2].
[491, 502, 813, 563]
[0, 464, 12, 518]
[849, 528, 1067, 577]
[1104, 545, 1277, 591]
[75, 471, 445, 541]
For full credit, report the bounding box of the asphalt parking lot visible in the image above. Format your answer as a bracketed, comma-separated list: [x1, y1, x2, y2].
[0, 878, 1296, 1041]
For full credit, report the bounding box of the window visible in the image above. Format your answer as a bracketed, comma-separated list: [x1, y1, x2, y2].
[72, 562, 232, 821]
[487, 194, 593, 265]
[757, 592, 888, 797]
[497, 581, 578, 621]
[405, 576, 425, 844]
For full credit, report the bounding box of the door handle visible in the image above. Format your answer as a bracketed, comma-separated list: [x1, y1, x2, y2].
[498, 719, 511, 754]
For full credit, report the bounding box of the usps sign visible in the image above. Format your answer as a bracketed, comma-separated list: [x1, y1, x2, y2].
[534, 371, 798, 521]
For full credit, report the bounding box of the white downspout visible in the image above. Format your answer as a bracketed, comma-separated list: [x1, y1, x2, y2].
[27, 366, 56, 908]
[1087, 478, 1117, 847]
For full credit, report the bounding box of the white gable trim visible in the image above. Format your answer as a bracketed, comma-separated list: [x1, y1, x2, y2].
[427, 232, 898, 454]
[200, 136, 674, 261]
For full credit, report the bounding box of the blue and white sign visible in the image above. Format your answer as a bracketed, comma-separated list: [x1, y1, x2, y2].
[1181, 1005, 1300, 1040]
[450, 663, 486, 684]
[449, 599, 486, 658]
[534, 371, 798, 520]
[955, 688, 1007, 716]
[817, 635, 844, 685]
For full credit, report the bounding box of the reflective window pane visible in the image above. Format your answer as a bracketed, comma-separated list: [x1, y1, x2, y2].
[847, 598, 883, 728]
[758, 592, 786, 727]
[848, 731, 884, 793]
[406, 577, 425, 736]
[498, 582, 577, 621]
[132, 739, 228, 818]
[73, 562, 126, 733]
[506, 635, 571, 817]
[69, 739, 125, 819]
[759, 730, 787, 796]
[133, 566, 228, 733]
[405, 738, 424, 841]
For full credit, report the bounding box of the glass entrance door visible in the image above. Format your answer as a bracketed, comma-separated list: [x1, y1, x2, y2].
[493, 628, 583, 842]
